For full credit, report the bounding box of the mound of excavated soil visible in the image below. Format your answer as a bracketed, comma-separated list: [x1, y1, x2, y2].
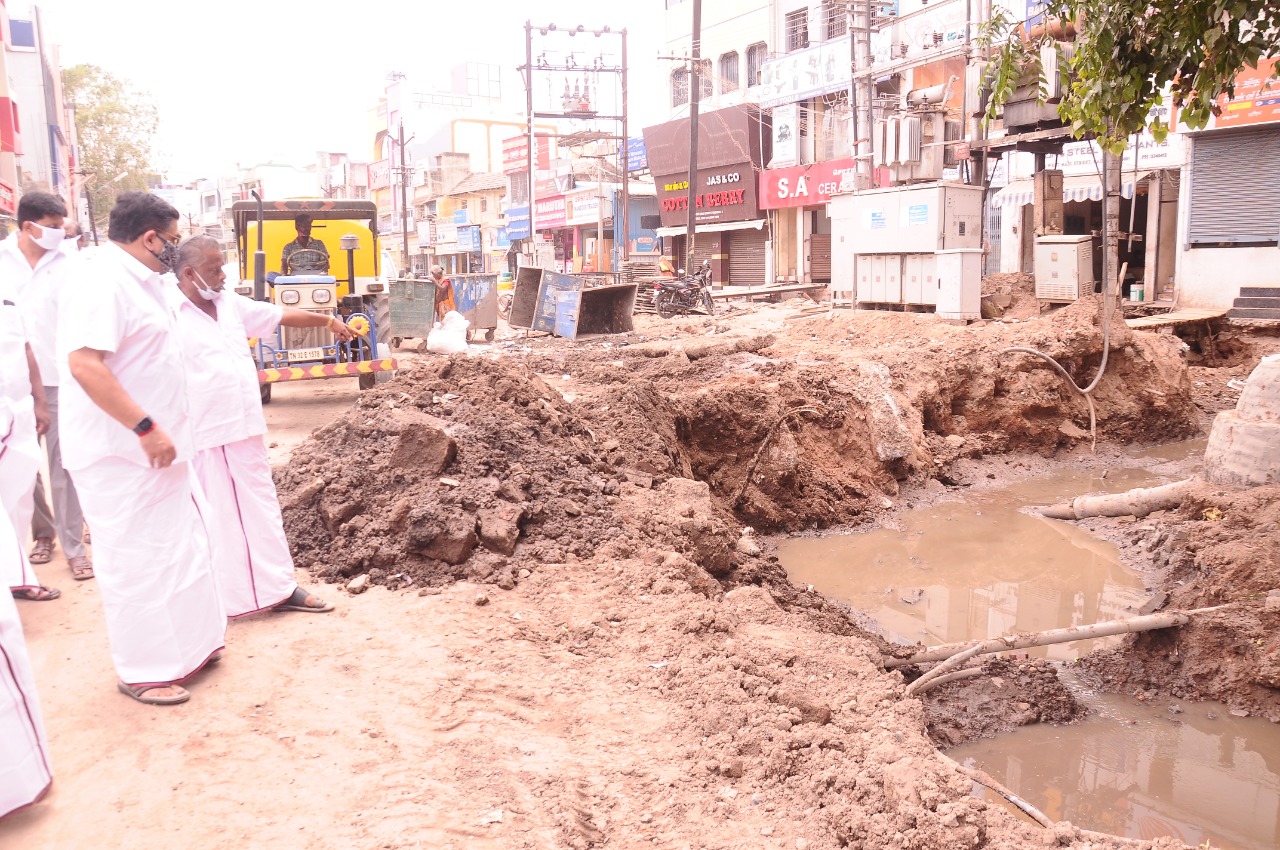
[1079, 481, 1280, 720]
[924, 657, 1086, 747]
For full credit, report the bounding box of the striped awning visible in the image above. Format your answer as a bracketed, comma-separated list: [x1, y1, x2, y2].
[994, 171, 1153, 207]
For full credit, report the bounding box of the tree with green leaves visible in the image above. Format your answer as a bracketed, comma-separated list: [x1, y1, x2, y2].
[61, 64, 159, 230]
[980, 1, 1280, 150]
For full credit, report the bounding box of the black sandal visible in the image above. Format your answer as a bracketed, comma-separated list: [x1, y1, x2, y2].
[274, 585, 334, 613]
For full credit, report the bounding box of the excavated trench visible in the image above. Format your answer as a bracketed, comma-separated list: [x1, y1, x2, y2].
[271, 299, 1280, 849]
[771, 453, 1280, 850]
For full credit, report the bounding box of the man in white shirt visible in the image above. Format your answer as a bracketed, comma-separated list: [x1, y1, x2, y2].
[0, 427, 53, 818]
[0, 196, 56, 602]
[0, 191, 93, 583]
[171, 234, 346, 617]
[59, 191, 226, 706]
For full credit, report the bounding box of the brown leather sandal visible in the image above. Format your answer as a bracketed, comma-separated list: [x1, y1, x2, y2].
[29, 538, 53, 565]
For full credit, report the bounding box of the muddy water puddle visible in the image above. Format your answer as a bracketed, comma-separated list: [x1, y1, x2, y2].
[952, 691, 1280, 849]
[777, 466, 1163, 660]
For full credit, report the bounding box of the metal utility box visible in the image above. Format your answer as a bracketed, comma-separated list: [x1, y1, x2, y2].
[935, 249, 983, 319]
[829, 182, 985, 256]
[1034, 235, 1095, 302]
[1033, 170, 1065, 236]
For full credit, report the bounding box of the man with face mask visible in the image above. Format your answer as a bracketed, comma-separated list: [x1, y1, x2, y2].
[0, 191, 63, 601]
[57, 191, 226, 706]
[169, 234, 351, 618]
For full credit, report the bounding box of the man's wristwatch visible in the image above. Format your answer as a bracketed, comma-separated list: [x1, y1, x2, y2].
[133, 416, 156, 437]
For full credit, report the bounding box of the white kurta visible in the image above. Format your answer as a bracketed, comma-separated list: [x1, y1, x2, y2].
[0, 288, 41, 590]
[0, 444, 53, 819]
[170, 288, 297, 616]
[58, 245, 225, 686]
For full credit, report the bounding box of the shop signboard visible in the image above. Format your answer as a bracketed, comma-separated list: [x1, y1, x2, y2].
[654, 164, 760, 227]
[369, 158, 391, 191]
[565, 188, 614, 227]
[456, 225, 481, 253]
[759, 36, 852, 109]
[495, 226, 511, 249]
[0, 179, 14, 216]
[506, 206, 530, 240]
[1056, 132, 1185, 174]
[416, 220, 435, 246]
[760, 158, 858, 210]
[435, 223, 458, 246]
[1190, 57, 1280, 130]
[453, 208, 469, 225]
[535, 195, 567, 229]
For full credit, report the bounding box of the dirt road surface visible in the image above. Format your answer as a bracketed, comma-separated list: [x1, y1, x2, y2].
[4, 301, 1275, 849]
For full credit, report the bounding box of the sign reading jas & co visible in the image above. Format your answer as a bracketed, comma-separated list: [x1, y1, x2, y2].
[654, 165, 760, 227]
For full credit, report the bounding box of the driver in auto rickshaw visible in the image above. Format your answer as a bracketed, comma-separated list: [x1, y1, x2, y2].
[281, 214, 330, 275]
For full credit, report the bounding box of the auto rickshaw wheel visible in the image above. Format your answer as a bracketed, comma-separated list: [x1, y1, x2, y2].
[260, 383, 272, 404]
[484, 328, 495, 342]
[358, 373, 376, 391]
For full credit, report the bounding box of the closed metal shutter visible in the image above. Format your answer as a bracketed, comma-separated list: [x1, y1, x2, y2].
[1188, 126, 1280, 244]
[729, 229, 768, 286]
[671, 235, 716, 273]
[808, 233, 832, 281]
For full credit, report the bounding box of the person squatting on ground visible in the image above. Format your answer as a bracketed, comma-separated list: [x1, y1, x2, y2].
[169, 234, 341, 617]
[0, 191, 94, 582]
[58, 191, 226, 706]
[0, 195, 58, 601]
[0, 467, 53, 820]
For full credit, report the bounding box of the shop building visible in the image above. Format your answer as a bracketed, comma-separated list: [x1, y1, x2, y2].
[643, 105, 771, 286]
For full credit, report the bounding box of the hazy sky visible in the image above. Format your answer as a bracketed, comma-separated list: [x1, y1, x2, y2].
[40, 0, 666, 181]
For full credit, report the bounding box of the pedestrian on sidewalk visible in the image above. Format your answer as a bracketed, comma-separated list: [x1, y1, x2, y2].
[1, 191, 94, 582]
[0, 195, 58, 602]
[0, 458, 54, 819]
[58, 191, 226, 706]
[169, 235, 341, 617]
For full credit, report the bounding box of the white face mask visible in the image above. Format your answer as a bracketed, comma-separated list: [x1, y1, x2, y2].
[192, 269, 222, 302]
[29, 222, 65, 251]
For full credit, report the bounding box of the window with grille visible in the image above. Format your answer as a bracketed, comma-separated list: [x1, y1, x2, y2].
[697, 60, 713, 99]
[825, 1, 848, 39]
[746, 42, 769, 87]
[786, 8, 810, 52]
[719, 52, 740, 93]
[672, 68, 689, 106]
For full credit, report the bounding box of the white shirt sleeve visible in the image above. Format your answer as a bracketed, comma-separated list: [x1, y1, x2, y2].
[230, 292, 285, 339]
[58, 263, 127, 357]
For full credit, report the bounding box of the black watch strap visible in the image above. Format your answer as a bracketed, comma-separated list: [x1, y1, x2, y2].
[133, 416, 155, 436]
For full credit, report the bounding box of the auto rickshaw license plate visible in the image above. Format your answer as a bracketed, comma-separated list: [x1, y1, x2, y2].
[287, 347, 325, 363]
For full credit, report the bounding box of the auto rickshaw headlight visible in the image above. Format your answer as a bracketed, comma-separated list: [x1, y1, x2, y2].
[280, 289, 301, 305]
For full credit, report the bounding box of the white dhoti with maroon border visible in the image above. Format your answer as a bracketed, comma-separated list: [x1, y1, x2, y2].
[0, 397, 42, 591]
[191, 435, 297, 618]
[69, 459, 226, 687]
[0, 505, 53, 819]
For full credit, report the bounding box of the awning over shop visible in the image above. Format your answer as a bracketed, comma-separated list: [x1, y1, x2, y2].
[993, 171, 1153, 207]
[655, 219, 767, 237]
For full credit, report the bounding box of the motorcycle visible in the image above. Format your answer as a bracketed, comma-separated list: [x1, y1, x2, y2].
[654, 260, 715, 318]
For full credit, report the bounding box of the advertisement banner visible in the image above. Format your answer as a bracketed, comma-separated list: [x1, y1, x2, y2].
[416, 220, 435, 246]
[655, 164, 761, 227]
[1195, 57, 1280, 130]
[453, 208, 469, 225]
[771, 104, 800, 168]
[759, 158, 858, 210]
[0, 179, 16, 215]
[534, 195, 567, 229]
[502, 135, 552, 175]
[759, 37, 852, 109]
[435, 224, 458, 246]
[369, 159, 391, 191]
[625, 137, 648, 172]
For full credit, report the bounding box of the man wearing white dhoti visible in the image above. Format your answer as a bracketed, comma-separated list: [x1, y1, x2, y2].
[0, 451, 53, 819]
[170, 235, 344, 617]
[0, 191, 94, 582]
[0, 200, 57, 603]
[58, 192, 226, 706]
